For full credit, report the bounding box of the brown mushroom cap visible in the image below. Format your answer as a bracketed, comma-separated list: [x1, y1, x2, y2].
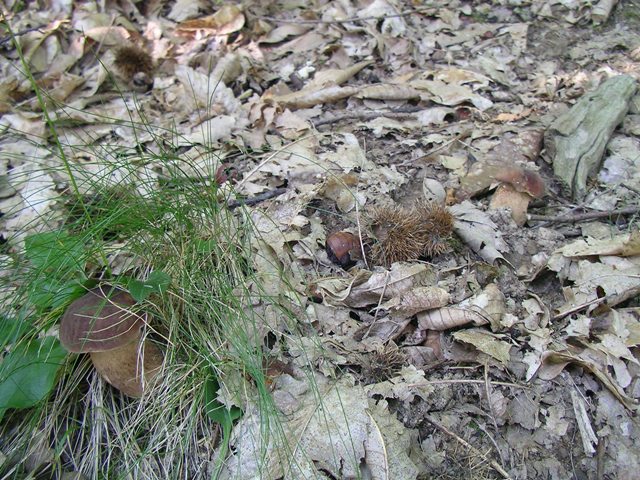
[494, 167, 545, 199]
[60, 286, 145, 353]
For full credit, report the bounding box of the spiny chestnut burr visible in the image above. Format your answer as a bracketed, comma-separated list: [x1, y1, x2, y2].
[367, 202, 454, 267]
[113, 44, 155, 93]
[326, 231, 361, 268]
[415, 201, 454, 257]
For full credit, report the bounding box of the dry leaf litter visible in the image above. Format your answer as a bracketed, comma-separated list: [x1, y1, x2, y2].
[1, 0, 640, 479]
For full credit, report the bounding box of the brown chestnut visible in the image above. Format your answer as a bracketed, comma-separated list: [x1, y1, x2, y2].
[326, 232, 360, 268]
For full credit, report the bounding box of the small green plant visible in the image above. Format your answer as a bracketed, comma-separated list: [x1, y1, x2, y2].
[0, 333, 67, 423]
[126, 269, 171, 302]
[205, 373, 243, 478]
[0, 229, 89, 424]
[0, 16, 313, 479]
[23, 230, 92, 311]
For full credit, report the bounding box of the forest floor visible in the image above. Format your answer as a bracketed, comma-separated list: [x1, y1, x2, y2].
[1, 1, 640, 479]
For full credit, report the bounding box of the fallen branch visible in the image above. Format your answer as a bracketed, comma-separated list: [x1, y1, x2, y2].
[528, 206, 640, 224]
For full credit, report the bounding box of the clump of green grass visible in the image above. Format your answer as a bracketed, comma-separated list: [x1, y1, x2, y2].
[0, 55, 301, 480]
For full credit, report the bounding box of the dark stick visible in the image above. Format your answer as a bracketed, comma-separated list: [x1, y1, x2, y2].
[227, 187, 287, 209]
[528, 206, 640, 224]
[0, 24, 48, 46]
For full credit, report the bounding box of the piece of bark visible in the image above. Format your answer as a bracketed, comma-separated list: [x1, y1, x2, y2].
[545, 75, 637, 199]
[591, 0, 618, 24]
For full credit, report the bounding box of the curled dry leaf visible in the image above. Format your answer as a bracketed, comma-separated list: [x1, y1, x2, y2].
[462, 282, 506, 331]
[306, 60, 373, 90]
[417, 306, 489, 331]
[355, 84, 422, 101]
[537, 351, 638, 411]
[266, 85, 360, 109]
[417, 283, 504, 331]
[258, 24, 310, 44]
[175, 5, 245, 36]
[379, 286, 450, 318]
[354, 317, 413, 343]
[313, 263, 434, 308]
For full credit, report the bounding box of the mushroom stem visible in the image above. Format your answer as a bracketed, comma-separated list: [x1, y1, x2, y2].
[90, 337, 162, 398]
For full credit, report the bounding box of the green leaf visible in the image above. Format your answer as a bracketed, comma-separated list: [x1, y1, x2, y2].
[127, 271, 171, 302]
[27, 277, 88, 311]
[205, 375, 242, 428]
[194, 239, 217, 254]
[24, 231, 85, 275]
[205, 374, 242, 479]
[0, 336, 67, 422]
[0, 317, 31, 350]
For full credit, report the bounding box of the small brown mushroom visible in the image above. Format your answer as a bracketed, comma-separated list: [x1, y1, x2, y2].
[60, 286, 162, 397]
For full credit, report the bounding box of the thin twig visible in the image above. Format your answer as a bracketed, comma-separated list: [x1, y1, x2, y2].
[425, 417, 513, 480]
[312, 108, 422, 128]
[622, 183, 640, 196]
[227, 187, 287, 209]
[0, 23, 48, 45]
[528, 206, 640, 224]
[409, 379, 530, 389]
[251, 5, 438, 25]
[484, 363, 500, 433]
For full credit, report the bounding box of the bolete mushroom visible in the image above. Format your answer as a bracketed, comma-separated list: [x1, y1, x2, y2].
[489, 166, 546, 226]
[60, 286, 162, 397]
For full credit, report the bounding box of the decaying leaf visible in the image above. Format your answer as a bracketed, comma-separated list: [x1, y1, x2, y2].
[452, 328, 513, 364]
[449, 201, 509, 264]
[558, 230, 640, 257]
[221, 375, 419, 479]
[537, 351, 638, 411]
